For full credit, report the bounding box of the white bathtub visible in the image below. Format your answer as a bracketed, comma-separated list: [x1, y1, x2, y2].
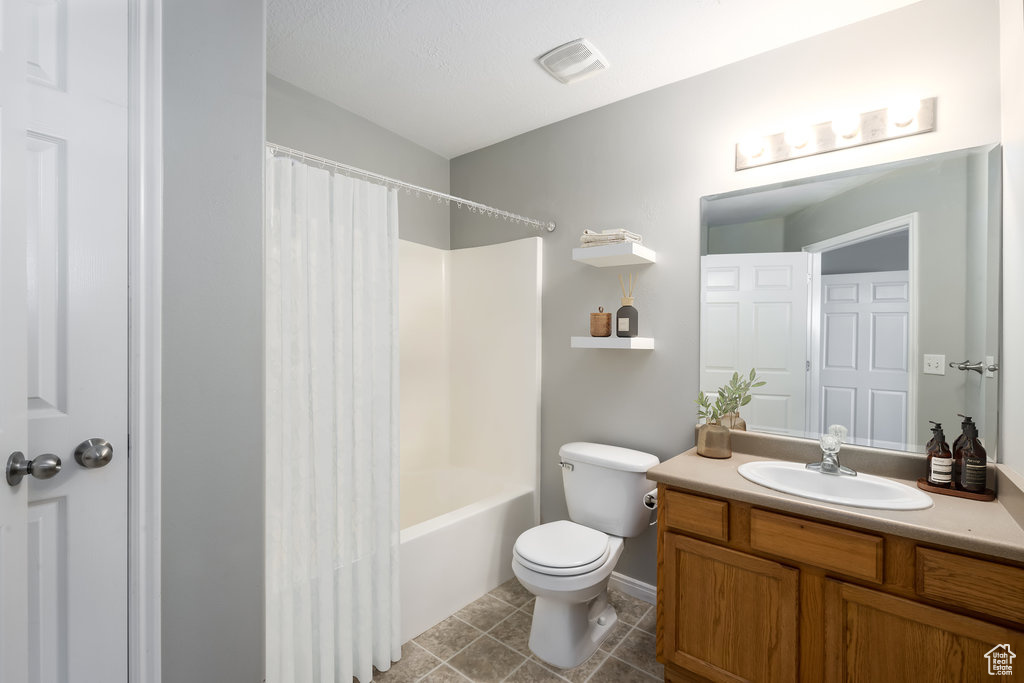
[399, 467, 535, 642]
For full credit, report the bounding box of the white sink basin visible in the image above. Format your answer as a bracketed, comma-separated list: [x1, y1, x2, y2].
[737, 460, 933, 510]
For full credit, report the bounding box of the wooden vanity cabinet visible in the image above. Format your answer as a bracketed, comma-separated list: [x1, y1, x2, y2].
[823, 580, 1023, 683]
[655, 483, 1024, 683]
[661, 533, 798, 682]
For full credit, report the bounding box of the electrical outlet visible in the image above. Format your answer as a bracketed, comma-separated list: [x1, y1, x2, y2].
[923, 354, 945, 375]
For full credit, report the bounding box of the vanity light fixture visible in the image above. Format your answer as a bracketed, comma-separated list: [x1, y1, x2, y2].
[735, 96, 937, 171]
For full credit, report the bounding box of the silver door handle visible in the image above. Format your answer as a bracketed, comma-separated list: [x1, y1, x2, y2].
[6, 451, 62, 486]
[74, 438, 113, 469]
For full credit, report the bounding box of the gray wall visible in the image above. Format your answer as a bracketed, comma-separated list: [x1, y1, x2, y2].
[162, 1, 265, 681]
[266, 75, 451, 249]
[451, 0, 1001, 585]
[706, 217, 785, 254]
[820, 231, 908, 274]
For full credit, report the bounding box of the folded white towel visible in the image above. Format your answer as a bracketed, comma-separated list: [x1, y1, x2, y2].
[579, 235, 641, 246]
[579, 228, 643, 247]
[582, 228, 643, 240]
[580, 236, 642, 247]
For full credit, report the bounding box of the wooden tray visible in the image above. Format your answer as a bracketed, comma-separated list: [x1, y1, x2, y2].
[917, 478, 995, 501]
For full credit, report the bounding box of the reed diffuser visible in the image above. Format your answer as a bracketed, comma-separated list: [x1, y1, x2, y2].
[616, 273, 638, 338]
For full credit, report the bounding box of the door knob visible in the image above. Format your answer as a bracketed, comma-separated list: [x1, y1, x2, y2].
[6, 451, 62, 486]
[74, 438, 113, 469]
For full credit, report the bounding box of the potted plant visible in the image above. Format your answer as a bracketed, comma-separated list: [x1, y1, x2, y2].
[695, 369, 765, 458]
[695, 388, 732, 459]
[719, 368, 765, 431]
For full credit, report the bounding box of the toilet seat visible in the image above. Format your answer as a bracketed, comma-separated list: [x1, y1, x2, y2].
[513, 520, 611, 577]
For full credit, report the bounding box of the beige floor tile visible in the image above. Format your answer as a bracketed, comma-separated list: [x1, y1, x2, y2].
[413, 616, 482, 660]
[597, 620, 631, 653]
[447, 635, 526, 682]
[607, 628, 663, 679]
[487, 610, 533, 656]
[371, 642, 443, 682]
[587, 656, 659, 682]
[503, 658, 567, 682]
[417, 664, 472, 682]
[635, 606, 656, 635]
[532, 651, 608, 683]
[608, 589, 651, 626]
[487, 578, 533, 608]
[455, 594, 516, 632]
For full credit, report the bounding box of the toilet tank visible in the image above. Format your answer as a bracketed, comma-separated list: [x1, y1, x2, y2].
[559, 442, 660, 538]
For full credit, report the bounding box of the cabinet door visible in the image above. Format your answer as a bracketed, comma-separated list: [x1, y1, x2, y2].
[661, 533, 799, 682]
[824, 580, 1024, 682]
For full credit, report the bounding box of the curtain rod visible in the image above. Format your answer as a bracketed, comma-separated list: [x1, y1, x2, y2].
[267, 143, 556, 233]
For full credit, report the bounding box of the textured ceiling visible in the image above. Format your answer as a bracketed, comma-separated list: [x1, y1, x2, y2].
[268, 0, 922, 159]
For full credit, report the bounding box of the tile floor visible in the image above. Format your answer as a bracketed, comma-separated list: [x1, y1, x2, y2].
[369, 579, 662, 683]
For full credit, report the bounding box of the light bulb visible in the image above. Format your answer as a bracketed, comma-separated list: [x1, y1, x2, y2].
[832, 112, 861, 139]
[738, 135, 765, 159]
[888, 97, 920, 127]
[784, 126, 811, 150]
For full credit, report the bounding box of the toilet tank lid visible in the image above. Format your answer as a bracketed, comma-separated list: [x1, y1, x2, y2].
[558, 442, 660, 472]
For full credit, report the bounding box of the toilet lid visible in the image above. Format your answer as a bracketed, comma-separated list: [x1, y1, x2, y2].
[514, 520, 609, 569]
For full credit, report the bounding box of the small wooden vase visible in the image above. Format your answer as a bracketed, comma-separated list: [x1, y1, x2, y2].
[697, 424, 732, 459]
[590, 307, 611, 337]
[720, 412, 747, 431]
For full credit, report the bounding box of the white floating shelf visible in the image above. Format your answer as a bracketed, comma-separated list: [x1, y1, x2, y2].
[570, 336, 655, 350]
[572, 242, 656, 267]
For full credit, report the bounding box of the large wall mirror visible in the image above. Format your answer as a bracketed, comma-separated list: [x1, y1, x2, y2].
[700, 144, 1001, 460]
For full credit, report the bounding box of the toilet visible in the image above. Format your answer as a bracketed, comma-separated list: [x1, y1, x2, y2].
[511, 442, 659, 669]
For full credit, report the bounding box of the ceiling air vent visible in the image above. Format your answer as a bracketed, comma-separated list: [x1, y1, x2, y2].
[537, 38, 609, 85]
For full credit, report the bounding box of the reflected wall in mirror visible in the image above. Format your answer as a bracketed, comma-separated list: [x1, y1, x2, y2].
[700, 145, 1001, 460]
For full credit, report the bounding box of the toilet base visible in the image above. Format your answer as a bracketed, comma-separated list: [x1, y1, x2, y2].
[528, 589, 618, 669]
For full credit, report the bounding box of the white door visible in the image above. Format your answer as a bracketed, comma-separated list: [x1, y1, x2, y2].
[813, 271, 910, 450]
[2, 1, 129, 682]
[1, 1, 31, 681]
[700, 253, 810, 434]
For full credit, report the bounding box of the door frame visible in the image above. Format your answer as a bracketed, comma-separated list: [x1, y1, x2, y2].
[128, 0, 163, 680]
[802, 213, 918, 446]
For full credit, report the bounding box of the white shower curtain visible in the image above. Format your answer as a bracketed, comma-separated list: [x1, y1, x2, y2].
[265, 149, 401, 683]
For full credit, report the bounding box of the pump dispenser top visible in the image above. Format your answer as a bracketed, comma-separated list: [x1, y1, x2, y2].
[952, 414, 975, 456]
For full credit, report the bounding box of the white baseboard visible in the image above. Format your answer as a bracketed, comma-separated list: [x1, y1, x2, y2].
[609, 571, 656, 605]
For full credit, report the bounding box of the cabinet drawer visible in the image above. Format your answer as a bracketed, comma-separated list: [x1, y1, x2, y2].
[663, 489, 729, 541]
[749, 509, 883, 583]
[916, 547, 1024, 625]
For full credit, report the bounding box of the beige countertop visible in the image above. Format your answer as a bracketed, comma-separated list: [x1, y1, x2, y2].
[648, 444, 1024, 564]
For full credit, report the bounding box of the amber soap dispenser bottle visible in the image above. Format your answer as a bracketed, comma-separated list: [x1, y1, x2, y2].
[925, 421, 953, 488]
[956, 422, 988, 493]
[951, 414, 974, 484]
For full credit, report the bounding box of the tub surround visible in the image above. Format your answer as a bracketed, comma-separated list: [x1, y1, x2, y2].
[647, 430, 1024, 563]
[397, 237, 543, 643]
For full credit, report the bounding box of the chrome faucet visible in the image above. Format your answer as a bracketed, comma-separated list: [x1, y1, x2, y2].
[806, 425, 857, 476]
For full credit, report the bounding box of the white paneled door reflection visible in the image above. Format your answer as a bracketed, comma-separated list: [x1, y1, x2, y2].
[700, 253, 810, 434]
[815, 271, 910, 450]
